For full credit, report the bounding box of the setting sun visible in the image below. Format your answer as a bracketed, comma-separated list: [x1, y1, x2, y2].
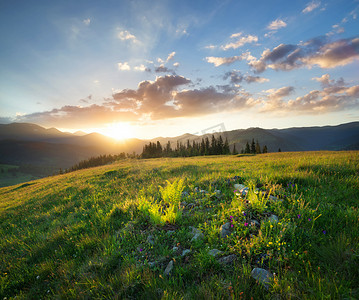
[99, 122, 134, 140]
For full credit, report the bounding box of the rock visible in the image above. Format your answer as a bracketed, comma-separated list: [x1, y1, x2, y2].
[181, 249, 191, 257]
[208, 249, 223, 257]
[251, 268, 273, 289]
[220, 222, 232, 238]
[172, 246, 179, 252]
[250, 219, 260, 227]
[217, 254, 237, 265]
[146, 235, 155, 245]
[268, 214, 279, 223]
[190, 226, 204, 242]
[164, 260, 174, 276]
[234, 183, 246, 190]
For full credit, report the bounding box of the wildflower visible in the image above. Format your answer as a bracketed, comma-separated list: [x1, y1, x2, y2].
[308, 218, 311, 221]
[243, 212, 246, 216]
[229, 215, 233, 219]
[139, 248, 143, 252]
[297, 214, 301, 218]
[322, 230, 326, 234]
[231, 224, 234, 228]
[244, 222, 249, 227]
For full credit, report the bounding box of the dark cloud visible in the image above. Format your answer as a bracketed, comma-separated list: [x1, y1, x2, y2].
[223, 71, 243, 84]
[244, 75, 269, 83]
[250, 36, 359, 73]
[154, 65, 176, 74]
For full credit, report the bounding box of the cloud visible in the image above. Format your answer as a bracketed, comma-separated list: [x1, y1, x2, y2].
[154, 65, 176, 74]
[261, 78, 359, 113]
[117, 29, 138, 43]
[118, 62, 131, 71]
[206, 56, 242, 67]
[302, 1, 321, 14]
[134, 64, 147, 71]
[249, 37, 359, 73]
[302, 38, 359, 68]
[221, 33, 258, 50]
[16, 104, 139, 128]
[267, 19, 287, 30]
[166, 51, 176, 62]
[265, 86, 295, 100]
[223, 71, 243, 84]
[173, 62, 180, 67]
[245, 75, 269, 83]
[83, 18, 91, 26]
[16, 75, 258, 128]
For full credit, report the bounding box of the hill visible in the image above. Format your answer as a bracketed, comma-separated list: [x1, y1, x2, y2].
[0, 122, 358, 186]
[1, 152, 358, 298]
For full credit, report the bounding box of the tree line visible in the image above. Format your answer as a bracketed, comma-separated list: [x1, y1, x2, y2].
[141, 135, 268, 158]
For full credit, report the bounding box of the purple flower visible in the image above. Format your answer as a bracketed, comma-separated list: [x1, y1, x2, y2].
[308, 218, 311, 221]
[244, 222, 249, 227]
[139, 248, 143, 252]
[297, 214, 301, 218]
[229, 215, 233, 219]
[231, 224, 234, 228]
[322, 230, 326, 234]
[243, 212, 247, 216]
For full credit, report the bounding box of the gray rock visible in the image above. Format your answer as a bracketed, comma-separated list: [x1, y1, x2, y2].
[172, 246, 179, 252]
[181, 249, 191, 256]
[268, 214, 279, 223]
[208, 249, 223, 257]
[190, 226, 204, 242]
[146, 234, 155, 245]
[240, 187, 249, 196]
[234, 183, 246, 190]
[164, 260, 174, 276]
[217, 254, 237, 265]
[251, 268, 273, 289]
[220, 222, 232, 238]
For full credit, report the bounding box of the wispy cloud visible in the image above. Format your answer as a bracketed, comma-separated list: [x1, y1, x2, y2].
[267, 18, 287, 30]
[302, 1, 321, 14]
[83, 18, 91, 26]
[117, 29, 139, 43]
[205, 56, 242, 67]
[221, 33, 258, 50]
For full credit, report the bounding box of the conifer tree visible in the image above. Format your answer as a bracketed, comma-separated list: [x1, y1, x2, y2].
[255, 140, 261, 154]
[232, 144, 238, 155]
[262, 145, 268, 153]
[251, 138, 256, 154]
[245, 141, 251, 153]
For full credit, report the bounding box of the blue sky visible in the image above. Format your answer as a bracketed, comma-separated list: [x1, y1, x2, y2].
[1, 0, 358, 139]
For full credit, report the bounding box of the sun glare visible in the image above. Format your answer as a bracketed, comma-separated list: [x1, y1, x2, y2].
[100, 122, 134, 140]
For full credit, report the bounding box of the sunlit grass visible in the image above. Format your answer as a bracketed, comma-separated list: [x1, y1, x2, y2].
[0, 151, 358, 298]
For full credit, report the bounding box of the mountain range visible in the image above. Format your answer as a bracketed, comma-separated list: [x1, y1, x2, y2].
[0, 122, 358, 181]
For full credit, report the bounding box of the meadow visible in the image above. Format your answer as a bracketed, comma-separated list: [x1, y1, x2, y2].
[0, 151, 358, 299]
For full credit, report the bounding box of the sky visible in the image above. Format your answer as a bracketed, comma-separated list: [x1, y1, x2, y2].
[1, 0, 359, 139]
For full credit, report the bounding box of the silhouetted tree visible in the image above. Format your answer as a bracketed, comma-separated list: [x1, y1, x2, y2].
[245, 142, 251, 154]
[262, 145, 268, 153]
[255, 140, 261, 154]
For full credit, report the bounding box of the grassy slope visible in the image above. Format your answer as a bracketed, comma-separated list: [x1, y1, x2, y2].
[0, 152, 358, 299]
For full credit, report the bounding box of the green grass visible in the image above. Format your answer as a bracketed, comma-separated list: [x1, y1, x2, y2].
[0, 151, 358, 299]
